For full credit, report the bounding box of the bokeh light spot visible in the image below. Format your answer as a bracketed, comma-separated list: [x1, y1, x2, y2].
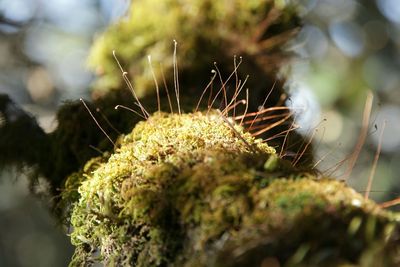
[298, 25, 329, 58]
[0, 0, 36, 23]
[313, 0, 359, 23]
[329, 21, 365, 57]
[372, 105, 400, 152]
[377, 0, 400, 25]
[286, 83, 321, 135]
[26, 67, 54, 104]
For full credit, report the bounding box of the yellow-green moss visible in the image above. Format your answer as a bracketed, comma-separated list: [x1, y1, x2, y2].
[88, 0, 299, 98]
[65, 111, 400, 266]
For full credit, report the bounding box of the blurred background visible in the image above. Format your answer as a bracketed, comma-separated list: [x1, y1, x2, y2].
[287, 0, 400, 203]
[0, 0, 130, 266]
[0, 0, 399, 266]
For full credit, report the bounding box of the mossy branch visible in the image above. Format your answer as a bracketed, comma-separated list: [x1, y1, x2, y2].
[64, 111, 400, 266]
[1, 1, 400, 266]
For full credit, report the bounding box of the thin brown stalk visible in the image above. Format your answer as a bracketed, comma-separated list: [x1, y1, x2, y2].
[279, 117, 297, 158]
[113, 50, 149, 118]
[218, 110, 258, 153]
[80, 98, 115, 147]
[312, 142, 342, 170]
[195, 70, 217, 112]
[213, 62, 228, 109]
[96, 108, 121, 135]
[208, 58, 243, 113]
[365, 120, 386, 200]
[249, 81, 277, 129]
[250, 113, 292, 136]
[160, 63, 173, 114]
[240, 89, 249, 126]
[115, 105, 146, 119]
[173, 40, 181, 114]
[244, 112, 289, 127]
[234, 106, 292, 120]
[293, 128, 317, 166]
[342, 91, 373, 181]
[148, 55, 160, 112]
[379, 198, 400, 209]
[264, 125, 300, 142]
[222, 74, 248, 116]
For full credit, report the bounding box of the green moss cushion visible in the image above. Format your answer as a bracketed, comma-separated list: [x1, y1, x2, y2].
[65, 112, 400, 266]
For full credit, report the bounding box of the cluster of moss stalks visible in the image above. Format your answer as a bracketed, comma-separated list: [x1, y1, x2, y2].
[63, 111, 400, 267]
[1, 0, 301, 196]
[1, 0, 400, 265]
[88, 0, 299, 104]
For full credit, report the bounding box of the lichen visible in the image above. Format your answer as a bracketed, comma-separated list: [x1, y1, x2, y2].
[64, 111, 400, 266]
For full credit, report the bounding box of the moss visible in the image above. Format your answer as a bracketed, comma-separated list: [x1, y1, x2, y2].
[32, 0, 305, 196]
[86, 0, 312, 168]
[88, 0, 299, 104]
[64, 111, 400, 266]
[0, 0, 307, 196]
[0, 94, 50, 189]
[3, 2, 397, 265]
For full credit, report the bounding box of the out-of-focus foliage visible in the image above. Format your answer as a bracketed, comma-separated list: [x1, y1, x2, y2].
[0, 0, 129, 107]
[0, 94, 49, 169]
[0, 1, 129, 266]
[286, 0, 400, 205]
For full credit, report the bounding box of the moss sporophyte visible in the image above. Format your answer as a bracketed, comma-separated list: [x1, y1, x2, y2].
[26, 0, 400, 265]
[64, 104, 400, 266]
[1, 0, 399, 265]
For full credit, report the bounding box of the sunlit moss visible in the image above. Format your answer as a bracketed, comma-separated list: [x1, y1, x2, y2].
[88, 0, 299, 99]
[65, 111, 400, 266]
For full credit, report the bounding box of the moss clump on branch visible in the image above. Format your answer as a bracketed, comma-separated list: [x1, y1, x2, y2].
[88, 0, 299, 103]
[65, 111, 400, 266]
[85, 0, 308, 170]
[2, 1, 398, 265]
[0, 0, 303, 195]
[0, 94, 49, 170]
